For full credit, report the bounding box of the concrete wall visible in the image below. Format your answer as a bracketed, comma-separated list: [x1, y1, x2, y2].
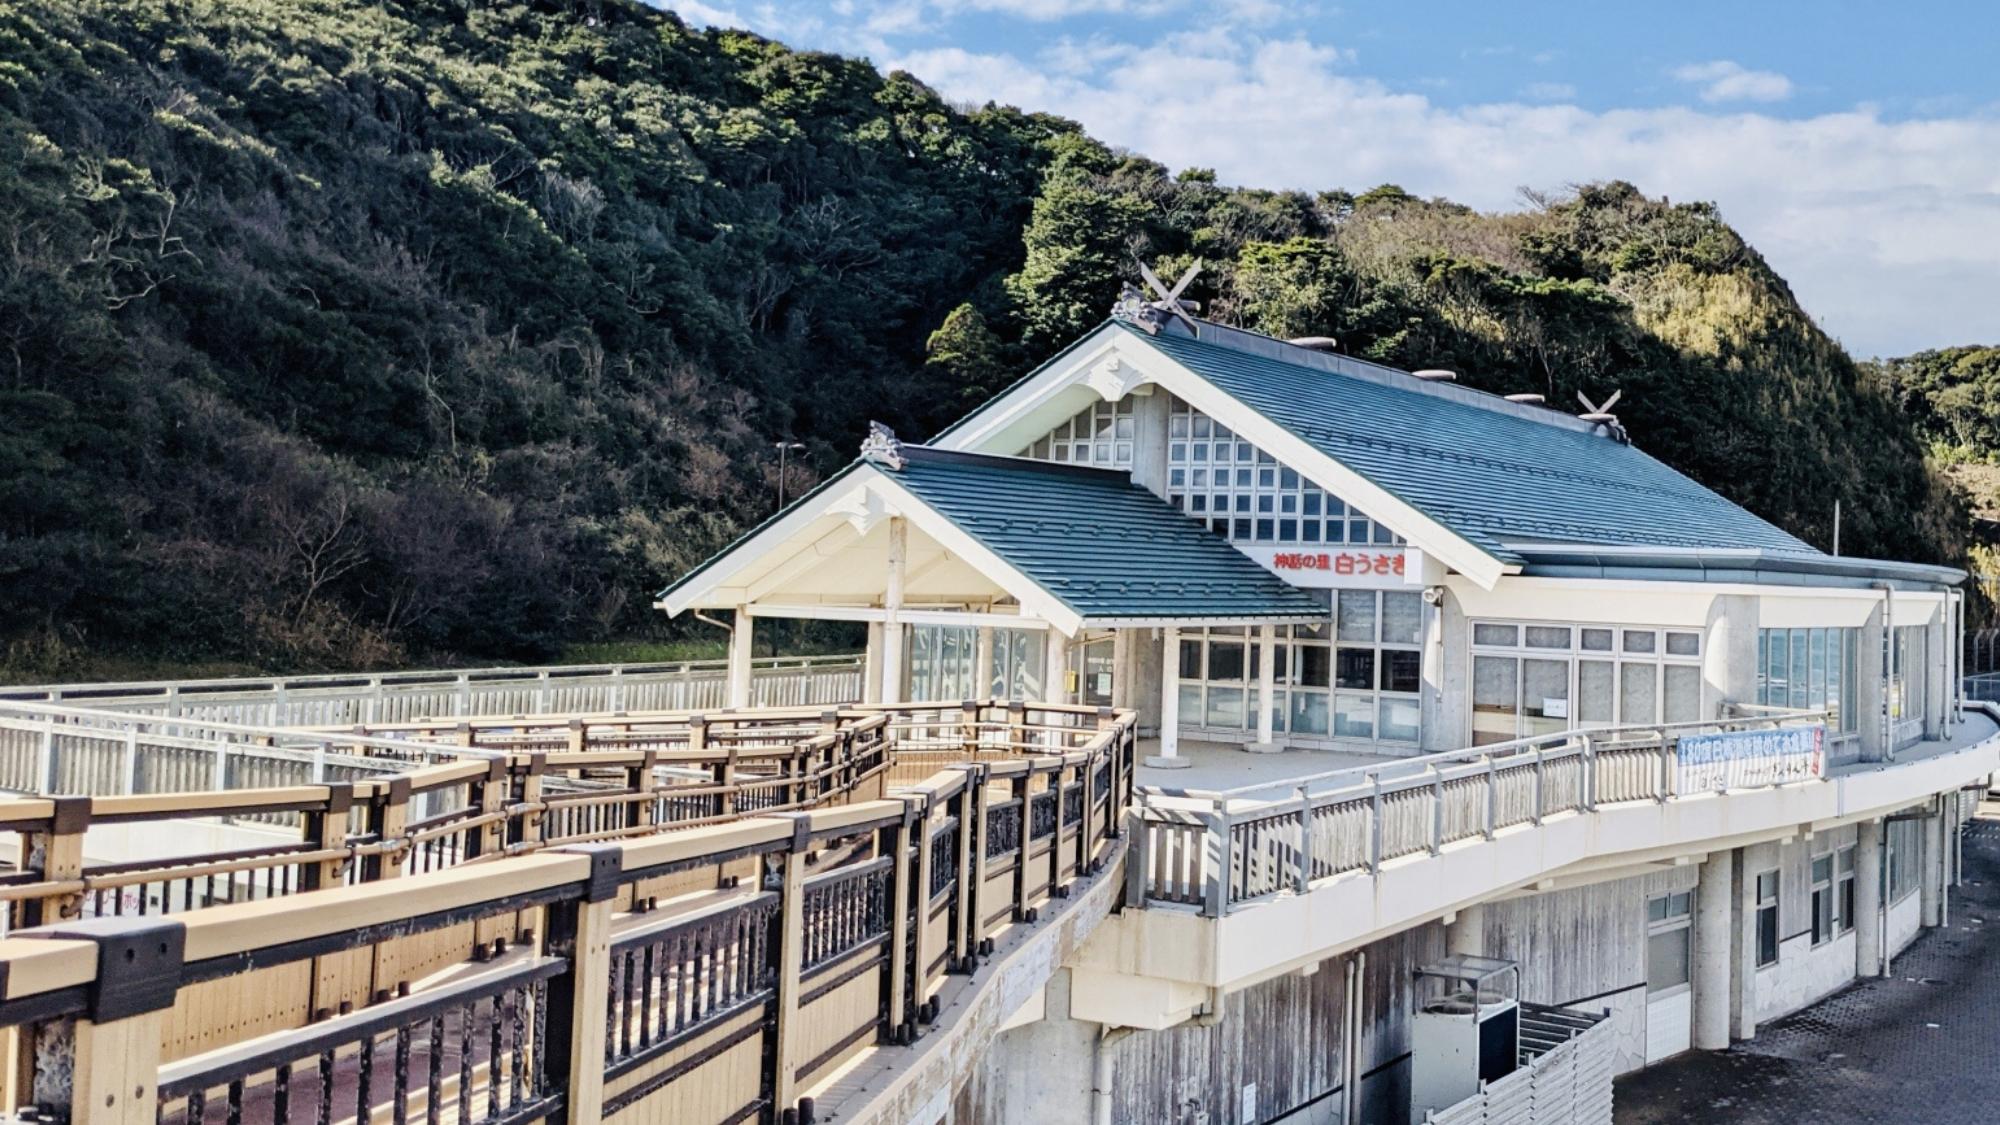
[961, 923, 1445, 1125]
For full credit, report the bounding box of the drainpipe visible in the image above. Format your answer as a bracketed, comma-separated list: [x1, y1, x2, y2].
[1875, 583, 1895, 761]
[1092, 1025, 1135, 1125]
[1343, 951, 1367, 1125]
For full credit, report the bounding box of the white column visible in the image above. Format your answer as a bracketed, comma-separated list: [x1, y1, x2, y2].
[863, 622, 885, 705]
[1855, 818, 1883, 977]
[1693, 852, 1734, 1050]
[1250, 624, 1278, 753]
[1922, 797, 1944, 927]
[1045, 629, 1070, 703]
[976, 626, 996, 701]
[882, 517, 907, 706]
[1445, 903, 1485, 956]
[727, 609, 754, 709]
[1110, 628, 1132, 710]
[1145, 625, 1188, 768]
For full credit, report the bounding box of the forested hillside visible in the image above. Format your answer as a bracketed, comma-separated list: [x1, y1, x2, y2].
[0, 0, 1967, 678]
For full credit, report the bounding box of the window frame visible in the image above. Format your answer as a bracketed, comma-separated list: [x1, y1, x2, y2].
[1646, 890, 1695, 997]
[1469, 622, 1704, 745]
[1754, 870, 1780, 968]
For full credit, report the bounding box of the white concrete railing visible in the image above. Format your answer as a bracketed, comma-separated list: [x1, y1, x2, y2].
[0, 700, 487, 798]
[1131, 710, 1830, 916]
[1425, 1005, 1614, 1125]
[0, 654, 865, 727]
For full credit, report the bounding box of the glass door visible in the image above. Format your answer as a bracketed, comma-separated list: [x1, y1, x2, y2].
[1070, 634, 1116, 707]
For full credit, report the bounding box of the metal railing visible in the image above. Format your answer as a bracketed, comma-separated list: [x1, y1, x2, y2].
[0, 653, 865, 726]
[1424, 1004, 1614, 1125]
[1130, 710, 1830, 916]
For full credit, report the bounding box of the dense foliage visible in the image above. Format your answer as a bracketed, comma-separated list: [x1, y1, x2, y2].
[0, 0, 1966, 677]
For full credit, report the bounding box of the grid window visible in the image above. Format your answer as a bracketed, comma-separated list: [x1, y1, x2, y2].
[1646, 892, 1693, 994]
[1756, 628, 1857, 731]
[1174, 590, 1422, 744]
[1164, 396, 1403, 546]
[1810, 854, 1835, 945]
[1470, 624, 1703, 745]
[1755, 871, 1779, 967]
[1836, 846, 1856, 935]
[1024, 397, 1136, 468]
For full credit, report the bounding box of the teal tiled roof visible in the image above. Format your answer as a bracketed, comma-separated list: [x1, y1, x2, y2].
[1128, 324, 1821, 565]
[887, 448, 1325, 622]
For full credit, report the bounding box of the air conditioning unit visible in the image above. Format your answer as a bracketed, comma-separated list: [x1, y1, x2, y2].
[1410, 955, 1521, 1120]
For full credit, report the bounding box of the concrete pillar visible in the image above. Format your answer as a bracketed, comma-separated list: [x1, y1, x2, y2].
[1857, 601, 1888, 762]
[976, 626, 996, 700]
[1129, 388, 1170, 498]
[1921, 796, 1944, 927]
[1925, 609, 1948, 740]
[1045, 630, 1070, 704]
[1145, 626, 1187, 768]
[1704, 594, 1760, 718]
[1110, 628, 1132, 710]
[1251, 624, 1278, 753]
[727, 609, 755, 709]
[882, 517, 906, 706]
[1728, 848, 1757, 1041]
[1446, 903, 1485, 957]
[863, 622, 885, 705]
[1693, 853, 1733, 1050]
[1855, 818, 1883, 978]
[1419, 587, 1460, 753]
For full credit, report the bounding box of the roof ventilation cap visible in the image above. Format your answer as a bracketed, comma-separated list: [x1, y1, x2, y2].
[1288, 336, 1338, 352]
[1504, 393, 1546, 405]
[1412, 369, 1457, 382]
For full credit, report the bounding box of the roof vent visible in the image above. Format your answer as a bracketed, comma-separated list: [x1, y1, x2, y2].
[1412, 369, 1457, 382]
[1504, 393, 1546, 405]
[1288, 336, 1338, 352]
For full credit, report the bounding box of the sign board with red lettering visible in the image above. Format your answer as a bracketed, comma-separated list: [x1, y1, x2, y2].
[1238, 545, 1421, 589]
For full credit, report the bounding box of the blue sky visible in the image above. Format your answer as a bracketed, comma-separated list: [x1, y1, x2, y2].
[665, 1, 2000, 357]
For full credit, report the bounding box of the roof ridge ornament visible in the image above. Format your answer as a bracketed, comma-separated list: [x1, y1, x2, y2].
[1112, 259, 1203, 336]
[860, 421, 907, 470]
[1575, 390, 1630, 444]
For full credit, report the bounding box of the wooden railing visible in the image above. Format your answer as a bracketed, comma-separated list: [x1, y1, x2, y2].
[0, 701, 1137, 1125]
[1129, 710, 1829, 916]
[0, 654, 865, 728]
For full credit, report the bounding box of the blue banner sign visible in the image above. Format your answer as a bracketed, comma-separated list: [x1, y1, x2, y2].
[1674, 725, 1825, 793]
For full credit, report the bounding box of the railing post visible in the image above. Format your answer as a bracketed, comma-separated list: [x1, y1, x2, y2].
[768, 815, 811, 1116]
[362, 776, 411, 881]
[540, 844, 620, 1125]
[629, 749, 659, 832]
[465, 761, 506, 861]
[1581, 735, 1597, 812]
[24, 797, 88, 927]
[1049, 764, 1071, 900]
[1429, 766, 1444, 856]
[1203, 798, 1232, 918]
[1532, 749, 1546, 826]
[909, 794, 939, 1020]
[1483, 755, 1497, 841]
[455, 672, 471, 717]
[1369, 775, 1385, 874]
[535, 669, 551, 714]
[1007, 701, 1027, 752]
[364, 676, 383, 725]
[1295, 786, 1314, 894]
[1657, 733, 1672, 803]
[1124, 806, 1151, 907]
[1010, 774, 1033, 921]
[566, 717, 586, 754]
[23, 917, 186, 1125]
[515, 752, 547, 850]
[961, 701, 981, 758]
[953, 767, 985, 970]
[300, 783, 355, 890]
[882, 806, 916, 1044]
[121, 728, 141, 796]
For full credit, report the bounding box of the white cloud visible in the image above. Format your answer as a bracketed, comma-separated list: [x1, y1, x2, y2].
[1671, 60, 1794, 104]
[1519, 82, 1576, 102]
[891, 33, 2000, 356]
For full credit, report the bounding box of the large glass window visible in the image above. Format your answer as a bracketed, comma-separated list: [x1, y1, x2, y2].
[906, 625, 1047, 701]
[1646, 891, 1693, 994]
[1756, 628, 1857, 730]
[1810, 853, 1835, 946]
[1023, 396, 1134, 468]
[1888, 817, 1922, 901]
[1175, 590, 1422, 743]
[1163, 396, 1402, 546]
[1471, 624, 1703, 744]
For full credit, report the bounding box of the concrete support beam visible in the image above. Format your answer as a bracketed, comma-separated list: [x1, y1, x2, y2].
[1045, 629, 1070, 704]
[864, 622, 885, 705]
[1129, 388, 1170, 498]
[1728, 847, 1757, 1041]
[1855, 818, 1883, 978]
[727, 608, 754, 709]
[1445, 903, 1485, 957]
[1110, 628, 1132, 711]
[1146, 626, 1187, 768]
[1704, 594, 1760, 718]
[1251, 624, 1278, 753]
[1693, 852, 1733, 1050]
[976, 626, 996, 700]
[1925, 614, 1948, 740]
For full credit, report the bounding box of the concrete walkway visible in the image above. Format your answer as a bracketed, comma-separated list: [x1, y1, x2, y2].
[1616, 800, 2000, 1124]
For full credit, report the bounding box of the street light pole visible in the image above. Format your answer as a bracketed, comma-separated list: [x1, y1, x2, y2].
[775, 441, 806, 512]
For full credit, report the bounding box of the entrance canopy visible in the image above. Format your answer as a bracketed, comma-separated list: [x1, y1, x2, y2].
[656, 440, 1324, 636]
